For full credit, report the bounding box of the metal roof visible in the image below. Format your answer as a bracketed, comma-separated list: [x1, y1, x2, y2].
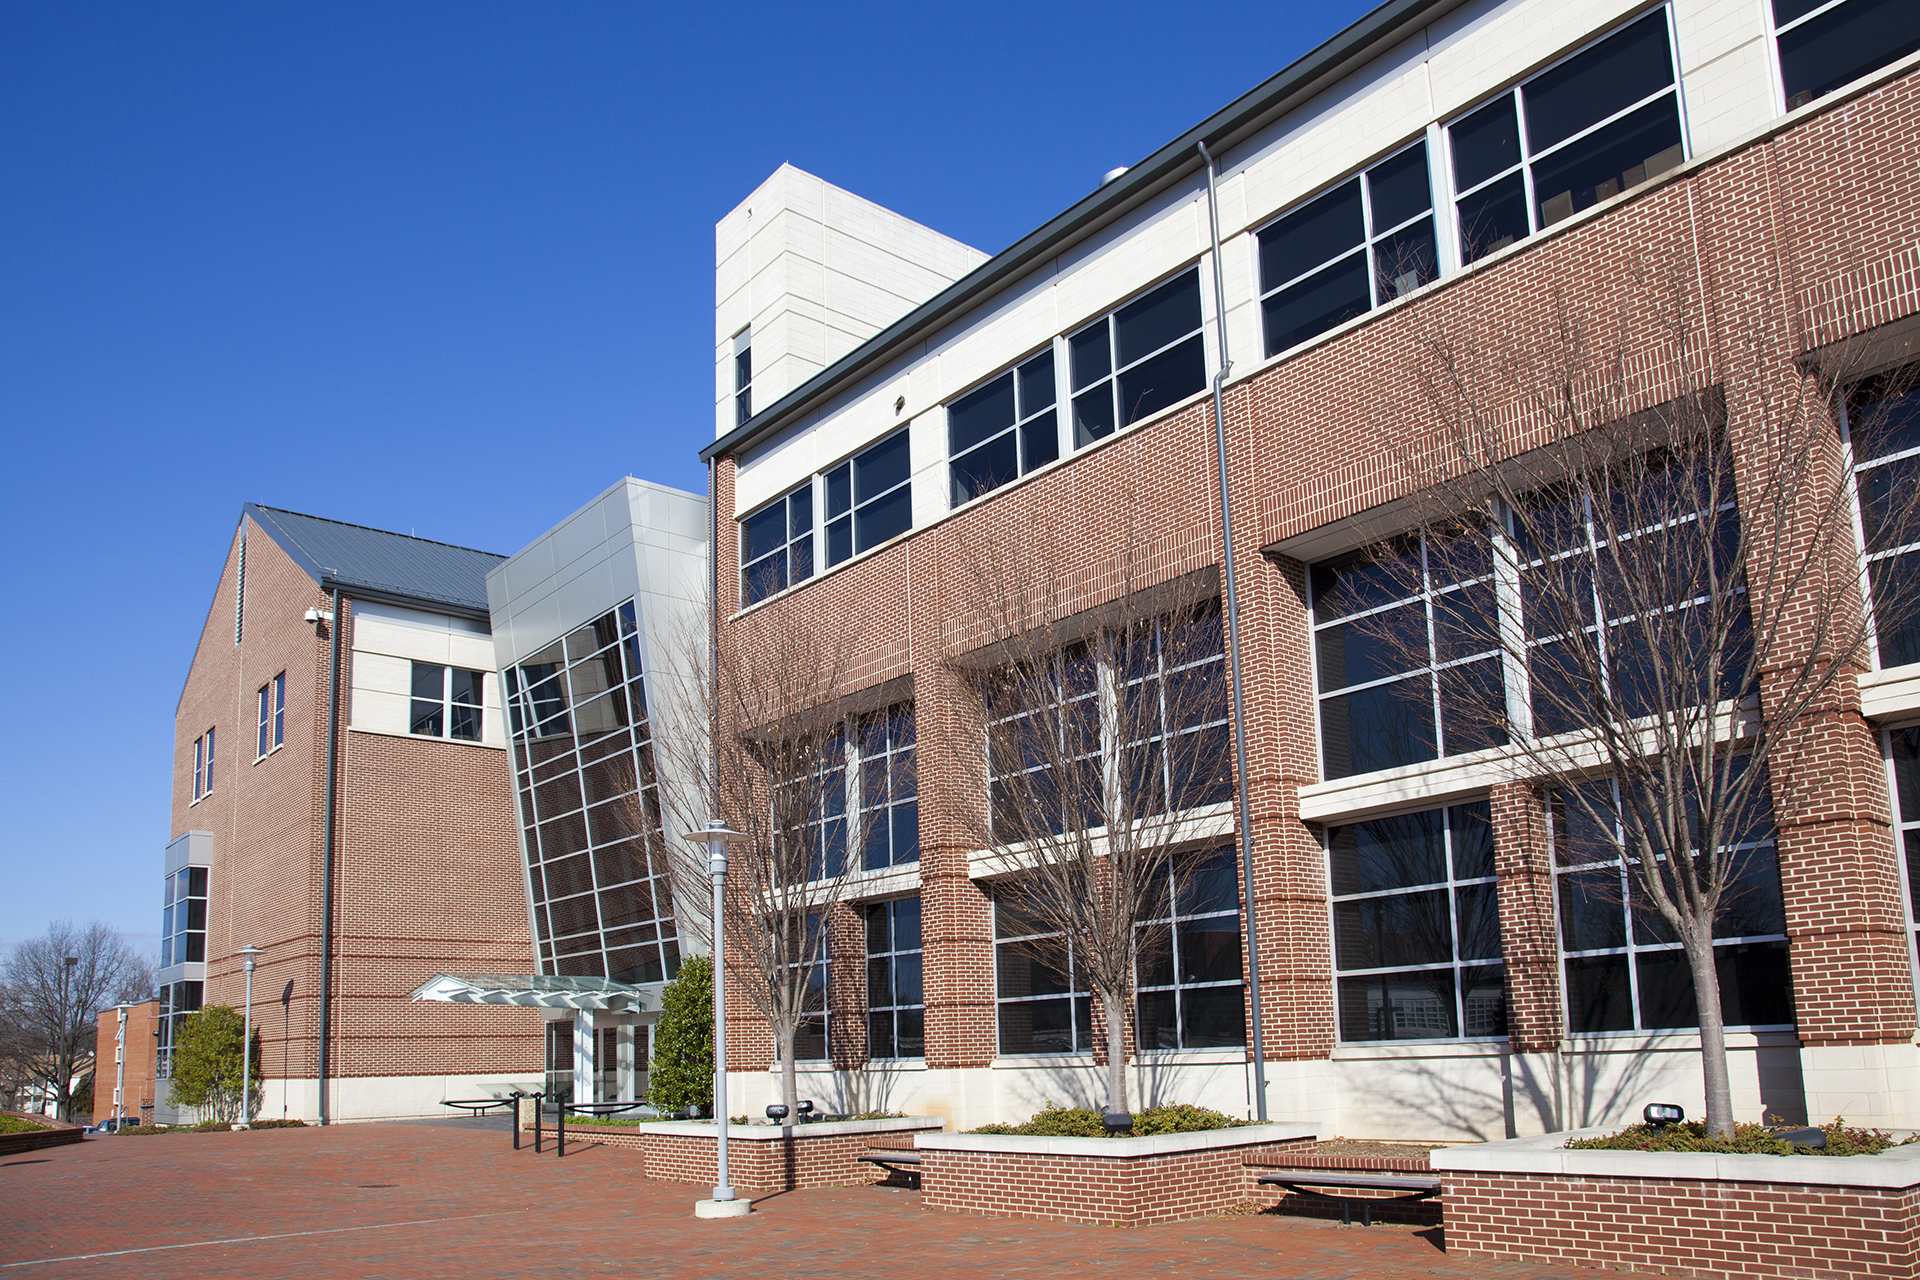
[700, 0, 1465, 466]
[410, 973, 655, 1011]
[244, 504, 506, 621]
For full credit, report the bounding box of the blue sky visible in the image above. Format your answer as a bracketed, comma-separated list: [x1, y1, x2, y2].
[0, 0, 1373, 953]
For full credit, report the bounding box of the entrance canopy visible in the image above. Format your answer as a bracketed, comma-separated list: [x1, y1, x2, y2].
[410, 973, 653, 1012]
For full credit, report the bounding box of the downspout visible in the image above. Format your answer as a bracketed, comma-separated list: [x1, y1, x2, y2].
[1198, 139, 1269, 1120]
[317, 586, 343, 1125]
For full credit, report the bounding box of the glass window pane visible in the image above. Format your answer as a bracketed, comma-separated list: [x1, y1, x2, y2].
[1073, 384, 1116, 447]
[1262, 255, 1369, 357]
[825, 464, 852, 518]
[743, 503, 785, 564]
[1114, 270, 1201, 368]
[1856, 453, 1920, 552]
[894, 953, 923, 1006]
[855, 432, 910, 502]
[1564, 954, 1634, 1032]
[1869, 553, 1920, 667]
[1716, 940, 1794, 1026]
[1136, 989, 1179, 1051]
[1320, 677, 1437, 778]
[1329, 808, 1446, 896]
[1461, 966, 1509, 1037]
[1636, 949, 1698, 1029]
[948, 373, 1015, 455]
[1021, 409, 1060, 472]
[1373, 218, 1438, 302]
[1366, 143, 1432, 232]
[1259, 180, 1364, 293]
[788, 487, 813, 539]
[411, 663, 445, 701]
[1455, 882, 1502, 961]
[999, 997, 1077, 1054]
[1333, 889, 1452, 969]
[1017, 349, 1056, 414]
[1069, 321, 1110, 390]
[826, 515, 852, 566]
[1529, 96, 1682, 227]
[188, 866, 207, 897]
[1848, 383, 1920, 463]
[1522, 11, 1674, 154]
[855, 485, 912, 553]
[996, 939, 1072, 997]
[1450, 802, 1496, 880]
[868, 1011, 895, 1060]
[1450, 95, 1521, 192]
[1779, 0, 1920, 105]
[410, 699, 444, 737]
[1181, 985, 1247, 1047]
[1438, 657, 1507, 756]
[1117, 336, 1205, 426]
[1311, 544, 1419, 619]
[1178, 915, 1242, 984]
[1457, 172, 1529, 264]
[1338, 971, 1459, 1041]
[951, 434, 1019, 506]
[1559, 866, 1628, 951]
[450, 668, 484, 705]
[1181, 852, 1240, 916]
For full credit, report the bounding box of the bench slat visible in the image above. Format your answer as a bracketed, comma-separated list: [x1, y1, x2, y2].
[858, 1150, 922, 1165]
[1257, 1171, 1439, 1191]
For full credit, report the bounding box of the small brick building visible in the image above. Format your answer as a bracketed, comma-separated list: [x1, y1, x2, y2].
[93, 1000, 157, 1127]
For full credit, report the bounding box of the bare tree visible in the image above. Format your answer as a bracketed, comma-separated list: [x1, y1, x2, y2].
[1351, 255, 1919, 1136]
[650, 602, 874, 1118]
[0, 922, 152, 1121]
[949, 529, 1237, 1119]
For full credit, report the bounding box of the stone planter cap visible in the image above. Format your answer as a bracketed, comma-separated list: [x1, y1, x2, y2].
[1429, 1128, 1920, 1189]
[916, 1122, 1317, 1158]
[640, 1116, 946, 1141]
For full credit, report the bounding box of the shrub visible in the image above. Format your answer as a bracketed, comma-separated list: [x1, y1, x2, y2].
[0, 1116, 50, 1134]
[644, 955, 713, 1115]
[969, 1101, 1251, 1138]
[1567, 1117, 1913, 1157]
[167, 1005, 263, 1124]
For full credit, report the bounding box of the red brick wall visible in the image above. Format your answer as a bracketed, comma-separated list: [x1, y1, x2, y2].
[1444, 1169, 1920, 1279]
[92, 1001, 158, 1125]
[539, 1121, 941, 1194]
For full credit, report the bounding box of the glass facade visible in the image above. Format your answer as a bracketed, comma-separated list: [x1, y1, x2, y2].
[160, 866, 208, 967]
[866, 897, 923, 1059]
[1135, 848, 1247, 1050]
[1843, 373, 1920, 668]
[156, 979, 203, 1077]
[504, 600, 681, 983]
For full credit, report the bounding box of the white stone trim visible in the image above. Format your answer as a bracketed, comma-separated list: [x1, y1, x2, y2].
[640, 1116, 945, 1141]
[1430, 1128, 1920, 1187]
[916, 1120, 1316, 1157]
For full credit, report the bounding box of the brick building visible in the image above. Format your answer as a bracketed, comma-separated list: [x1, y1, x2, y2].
[701, 0, 1920, 1137]
[93, 1000, 158, 1127]
[161, 505, 542, 1123]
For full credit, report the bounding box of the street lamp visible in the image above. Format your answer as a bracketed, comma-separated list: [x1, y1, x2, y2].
[683, 819, 748, 1220]
[56, 956, 76, 1121]
[112, 1003, 136, 1129]
[235, 945, 264, 1130]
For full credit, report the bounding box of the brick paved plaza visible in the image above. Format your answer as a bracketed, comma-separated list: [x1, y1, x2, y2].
[0, 1121, 1598, 1279]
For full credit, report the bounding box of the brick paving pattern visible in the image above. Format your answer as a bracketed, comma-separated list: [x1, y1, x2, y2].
[3, 1123, 1597, 1279]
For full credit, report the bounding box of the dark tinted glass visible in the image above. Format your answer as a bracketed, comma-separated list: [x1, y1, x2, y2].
[867, 1012, 894, 1059]
[1070, 321, 1110, 389]
[948, 372, 1015, 454]
[1368, 144, 1432, 231]
[856, 485, 911, 553]
[855, 431, 910, 502]
[1450, 802, 1496, 879]
[1258, 180, 1364, 291]
[412, 663, 445, 700]
[743, 503, 786, 563]
[1773, 0, 1827, 22]
[1523, 12, 1674, 154]
[1334, 889, 1452, 969]
[1018, 350, 1056, 414]
[1117, 336, 1205, 425]
[893, 897, 921, 950]
[1849, 383, 1920, 462]
[1461, 966, 1508, 1037]
[1451, 95, 1521, 192]
[1337, 971, 1458, 1041]
[1717, 940, 1795, 1026]
[451, 667, 483, 705]
[1315, 603, 1426, 691]
[1021, 410, 1059, 470]
[1262, 255, 1370, 356]
[951, 432, 1018, 506]
[1182, 851, 1240, 916]
[1438, 657, 1507, 755]
[1870, 553, 1920, 667]
[788, 487, 812, 539]
[1778, 0, 1920, 104]
[1329, 808, 1446, 896]
[1893, 728, 1920, 820]
[1182, 986, 1247, 1047]
[1373, 219, 1438, 301]
[1559, 866, 1627, 950]
[1455, 882, 1502, 961]
[827, 514, 852, 566]
[1178, 916, 1242, 983]
[1073, 385, 1115, 446]
[1636, 949, 1698, 1028]
[825, 464, 852, 518]
[1321, 678, 1436, 778]
[1311, 544, 1420, 618]
[188, 866, 209, 897]
[1114, 270, 1202, 368]
[1564, 954, 1634, 1031]
[1529, 97, 1682, 226]
[1714, 844, 1787, 938]
[1858, 454, 1920, 551]
[1458, 173, 1530, 264]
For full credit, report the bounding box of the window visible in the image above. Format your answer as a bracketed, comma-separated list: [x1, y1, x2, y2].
[256, 672, 286, 759]
[742, 485, 815, 606]
[825, 429, 912, 565]
[155, 979, 203, 1077]
[1773, 0, 1920, 110]
[783, 725, 849, 881]
[993, 882, 1093, 1055]
[503, 601, 682, 984]
[1881, 729, 1920, 982]
[1312, 534, 1505, 780]
[866, 897, 924, 1059]
[1328, 803, 1507, 1042]
[190, 728, 216, 801]
[1068, 268, 1207, 447]
[1449, 10, 1683, 264]
[1136, 849, 1247, 1049]
[234, 531, 245, 645]
[1259, 141, 1437, 356]
[785, 912, 829, 1061]
[159, 866, 208, 968]
[857, 705, 918, 870]
[949, 348, 1060, 506]
[734, 328, 752, 427]
[410, 663, 485, 741]
[1554, 776, 1792, 1033]
[1842, 373, 1920, 667]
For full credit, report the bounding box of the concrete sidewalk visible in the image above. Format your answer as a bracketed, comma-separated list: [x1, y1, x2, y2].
[3, 1123, 1589, 1278]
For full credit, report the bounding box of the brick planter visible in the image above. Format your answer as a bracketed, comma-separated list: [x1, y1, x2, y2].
[916, 1123, 1318, 1226]
[549, 1117, 946, 1195]
[1433, 1131, 1920, 1279]
[0, 1113, 84, 1158]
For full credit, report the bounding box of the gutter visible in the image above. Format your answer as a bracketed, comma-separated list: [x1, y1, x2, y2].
[701, 0, 1466, 466]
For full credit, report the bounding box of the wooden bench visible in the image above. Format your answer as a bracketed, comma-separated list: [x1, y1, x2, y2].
[857, 1148, 922, 1188]
[1255, 1170, 1442, 1226]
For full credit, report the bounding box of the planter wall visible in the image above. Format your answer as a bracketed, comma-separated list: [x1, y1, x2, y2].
[917, 1123, 1318, 1226]
[0, 1113, 84, 1158]
[1433, 1131, 1920, 1280]
[547, 1117, 945, 1195]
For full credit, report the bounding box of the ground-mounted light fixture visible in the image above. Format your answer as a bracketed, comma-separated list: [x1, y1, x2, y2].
[1101, 1111, 1133, 1136]
[765, 1103, 789, 1123]
[1643, 1103, 1685, 1128]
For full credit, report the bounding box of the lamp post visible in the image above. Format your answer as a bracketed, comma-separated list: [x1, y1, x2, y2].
[112, 1004, 134, 1128]
[56, 956, 76, 1121]
[683, 820, 749, 1220]
[235, 945, 264, 1130]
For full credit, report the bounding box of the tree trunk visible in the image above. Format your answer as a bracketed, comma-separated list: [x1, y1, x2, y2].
[1686, 924, 1736, 1137]
[779, 1024, 798, 1122]
[1100, 988, 1128, 1116]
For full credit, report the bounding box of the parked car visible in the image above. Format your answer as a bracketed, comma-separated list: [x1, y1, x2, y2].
[88, 1117, 140, 1134]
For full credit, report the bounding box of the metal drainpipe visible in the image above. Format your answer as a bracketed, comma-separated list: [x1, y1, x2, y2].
[1198, 139, 1269, 1121]
[317, 586, 343, 1125]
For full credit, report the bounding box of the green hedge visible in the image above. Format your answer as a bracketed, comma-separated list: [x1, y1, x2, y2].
[1567, 1117, 1913, 1157]
[969, 1101, 1252, 1138]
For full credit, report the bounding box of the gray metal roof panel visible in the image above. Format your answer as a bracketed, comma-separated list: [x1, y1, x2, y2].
[244, 504, 506, 619]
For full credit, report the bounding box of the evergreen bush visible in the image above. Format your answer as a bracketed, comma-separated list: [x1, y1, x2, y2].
[644, 955, 713, 1116]
[166, 1005, 261, 1124]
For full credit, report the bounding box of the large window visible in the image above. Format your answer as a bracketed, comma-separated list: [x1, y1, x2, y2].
[784, 912, 829, 1062]
[191, 727, 215, 802]
[1842, 373, 1920, 668]
[1773, 0, 1920, 111]
[1448, 9, 1683, 264]
[1553, 777, 1792, 1033]
[742, 485, 814, 606]
[256, 672, 285, 759]
[993, 883, 1093, 1055]
[866, 897, 924, 1059]
[160, 866, 208, 968]
[1328, 803, 1507, 1043]
[1136, 849, 1247, 1049]
[1311, 535, 1505, 779]
[1881, 729, 1920, 982]
[411, 663, 485, 741]
[857, 706, 918, 870]
[949, 348, 1059, 506]
[825, 429, 912, 564]
[1259, 141, 1437, 357]
[1068, 269, 1207, 447]
[155, 980, 203, 1077]
[504, 601, 682, 985]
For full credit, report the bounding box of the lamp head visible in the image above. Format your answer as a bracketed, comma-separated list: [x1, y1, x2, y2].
[237, 944, 265, 971]
[1644, 1103, 1685, 1128]
[765, 1103, 789, 1121]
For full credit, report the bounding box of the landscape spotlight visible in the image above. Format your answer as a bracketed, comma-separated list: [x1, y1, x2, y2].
[1644, 1103, 1685, 1128]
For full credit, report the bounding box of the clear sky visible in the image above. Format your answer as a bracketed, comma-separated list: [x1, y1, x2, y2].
[0, 0, 1375, 955]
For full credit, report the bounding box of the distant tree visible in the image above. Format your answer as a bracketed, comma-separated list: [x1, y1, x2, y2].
[168, 1005, 261, 1124]
[644, 955, 714, 1116]
[0, 921, 151, 1121]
